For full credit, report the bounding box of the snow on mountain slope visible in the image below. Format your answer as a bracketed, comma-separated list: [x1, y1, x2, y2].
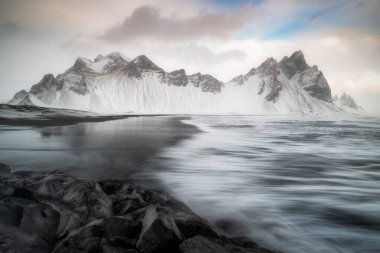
[8, 51, 363, 115]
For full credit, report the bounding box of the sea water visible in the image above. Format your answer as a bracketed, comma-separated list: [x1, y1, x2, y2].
[0, 115, 379, 253]
[153, 116, 380, 253]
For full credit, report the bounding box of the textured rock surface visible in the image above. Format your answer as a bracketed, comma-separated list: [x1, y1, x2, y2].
[0, 164, 276, 253]
[167, 69, 189, 87]
[188, 73, 223, 93]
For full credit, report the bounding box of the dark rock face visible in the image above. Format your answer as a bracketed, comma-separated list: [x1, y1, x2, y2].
[68, 58, 95, 74]
[279, 51, 308, 79]
[132, 55, 162, 72]
[30, 74, 55, 95]
[298, 66, 332, 103]
[188, 73, 223, 93]
[231, 51, 333, 103]
[0, 169, 275, 253]
[123, 55, 165, 80]
[250, 58, 282, 102]
[167, 69, 189, 87]
[279, 51, 332, 102]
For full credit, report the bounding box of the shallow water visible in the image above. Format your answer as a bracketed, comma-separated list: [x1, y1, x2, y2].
[151, 116, 380, 253]
[0, 116, 196, 181]
[0, 115, 379, 253]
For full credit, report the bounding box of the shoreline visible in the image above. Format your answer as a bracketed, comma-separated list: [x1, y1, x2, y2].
[0, 163, 276, 253]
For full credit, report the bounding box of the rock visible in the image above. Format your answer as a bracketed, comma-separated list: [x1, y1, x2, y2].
[30, 74, 55, 95]
[173, 212, 218, 240]
[136, 205, 183, 253]
[103, 216, 141, 241]
[8, 90, 34, 106]
[103, 245, 138, 253]
[0, 163, 11, 177]
[53, 220, 105, 253]
[279, 50, 308, 79]
[19, 203, 60, 245]
[298, 65, 332, 103]
[188, 73, 223, 93]
[0, 225, 51, 253]
[167, 69, 189, 87]
[179, 236, 228, 253]
[0, 167, 276, 253]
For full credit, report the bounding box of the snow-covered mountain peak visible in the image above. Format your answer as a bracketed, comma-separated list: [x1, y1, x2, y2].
[333, 92, 363, 112]
[94, 52, 129, 63]
[255, 57, 279, 77]
[130, 55, 162, 71]
[69, 52, 129, 75]
[8, 51, 363, 115]
[8, 90, 33, 105]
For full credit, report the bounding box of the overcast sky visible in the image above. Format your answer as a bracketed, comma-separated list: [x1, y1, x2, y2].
[0, 0, 379, 113]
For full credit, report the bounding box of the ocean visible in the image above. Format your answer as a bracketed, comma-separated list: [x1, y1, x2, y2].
[152, 115, 380, 253]
[0, 115, 379, 253]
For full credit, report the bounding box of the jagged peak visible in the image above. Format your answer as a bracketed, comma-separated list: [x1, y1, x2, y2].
[130, 55, 162, 71]
[13, 89, 28, 97]
[76, 57, 92, 64]
[8, 89, 33, 105]
[279, 50, 309, 79]
[69, 57, 93, 72]
[255, 57, 279, 77]
[290, 50, 304, 58]
[169, 69, 186, 75]
[132, 55, 149, 63]
[41, 73, 55, 81]
[94, 54, 104, 62]
[106, 52, 129, 62]
[261, 57, 278, 66]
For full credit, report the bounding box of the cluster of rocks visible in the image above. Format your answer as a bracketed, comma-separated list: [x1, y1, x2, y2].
[0, 163, 275, 253]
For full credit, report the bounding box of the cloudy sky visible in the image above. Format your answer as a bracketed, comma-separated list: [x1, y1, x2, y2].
[0, 0, 379, 113]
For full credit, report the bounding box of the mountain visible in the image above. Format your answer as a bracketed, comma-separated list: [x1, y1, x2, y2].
[333, 92, 363, 113]
[9, 51, 363, 114]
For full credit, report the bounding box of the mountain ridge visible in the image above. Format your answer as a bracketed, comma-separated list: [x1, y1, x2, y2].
[9, 51, 362, 115]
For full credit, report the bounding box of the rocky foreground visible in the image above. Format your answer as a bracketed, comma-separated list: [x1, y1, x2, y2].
[0, 163, 275, 253]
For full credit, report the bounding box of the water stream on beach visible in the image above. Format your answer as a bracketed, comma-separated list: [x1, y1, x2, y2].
[1, 115, 379, 253]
